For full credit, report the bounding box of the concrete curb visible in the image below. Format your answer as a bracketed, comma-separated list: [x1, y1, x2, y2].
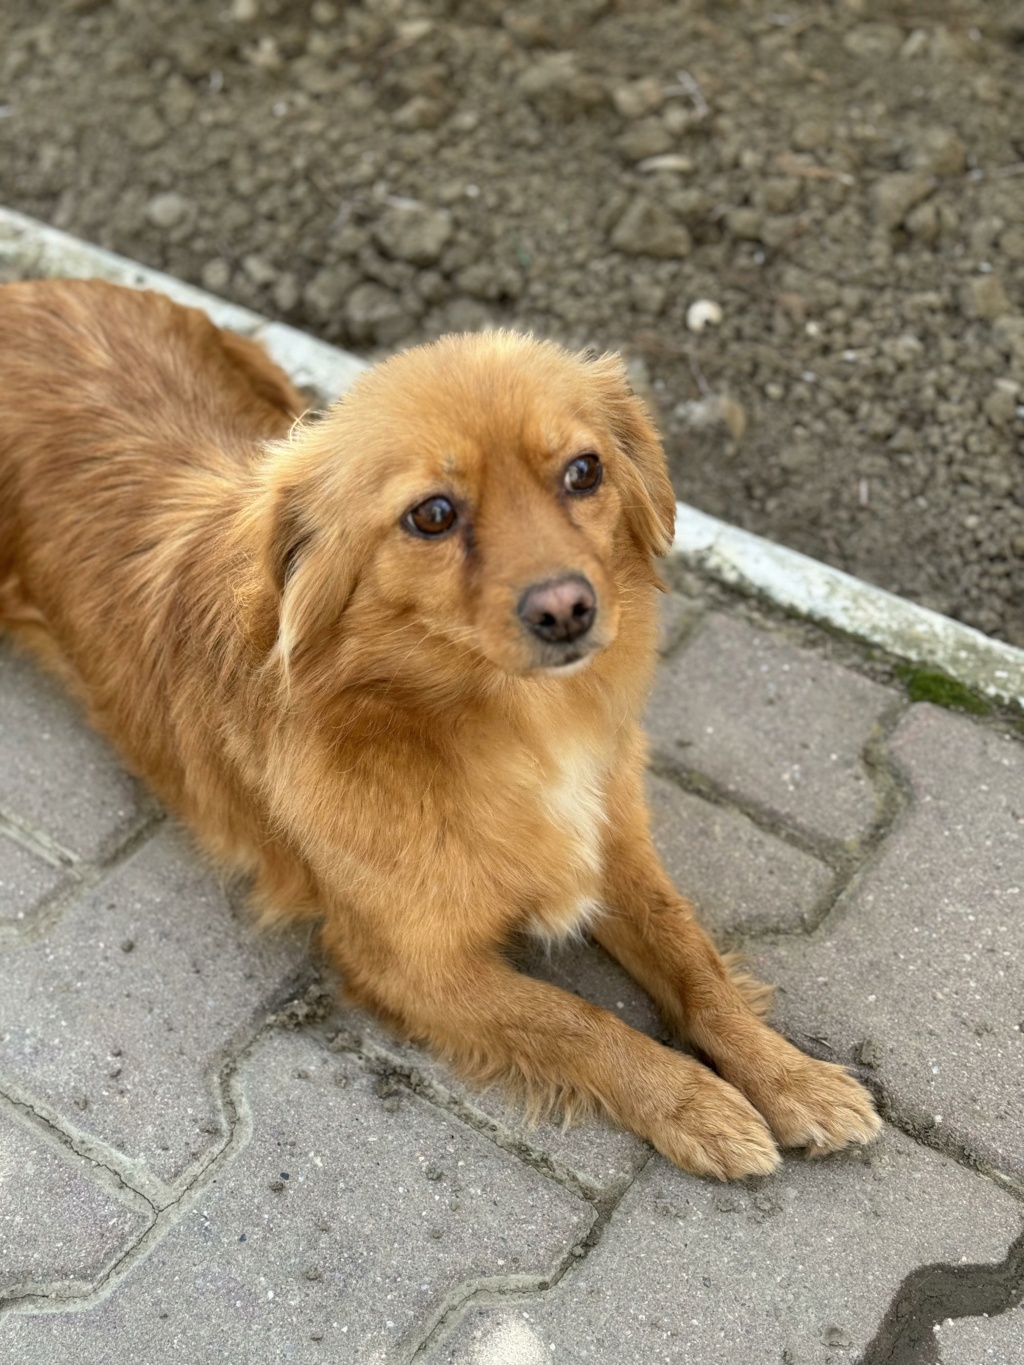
[2, 205, 1021, 708]
[673, 506, 1024, 709]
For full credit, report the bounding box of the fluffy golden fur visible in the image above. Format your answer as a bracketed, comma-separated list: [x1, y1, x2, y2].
[0, 278, 879, 1178]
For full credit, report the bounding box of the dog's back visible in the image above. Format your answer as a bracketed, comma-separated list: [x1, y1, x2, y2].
[0, 278, 305, 822]
[0, 279, 302, 585]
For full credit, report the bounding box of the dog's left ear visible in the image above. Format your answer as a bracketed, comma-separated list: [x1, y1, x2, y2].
[586, 352, 676, 557]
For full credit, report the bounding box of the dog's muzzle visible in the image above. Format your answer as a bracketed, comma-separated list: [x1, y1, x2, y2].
[518, 574, 598, 666]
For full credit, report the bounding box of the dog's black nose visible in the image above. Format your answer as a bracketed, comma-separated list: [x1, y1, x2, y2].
[518, 575, 597, 644]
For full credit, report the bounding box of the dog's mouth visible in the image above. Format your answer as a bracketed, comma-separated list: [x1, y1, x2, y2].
[527, 637, 602, 676]
[542, 649, 597, 676]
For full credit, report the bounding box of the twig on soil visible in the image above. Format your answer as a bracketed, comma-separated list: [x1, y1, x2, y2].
[663, 70, 710, 120]
[969, 162, 1024, 180]
[775, 153, 856, 186]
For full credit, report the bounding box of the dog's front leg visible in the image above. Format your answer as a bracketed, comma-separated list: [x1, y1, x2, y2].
[320, 912, 779, 1180]
[593, 786, 881, 1157]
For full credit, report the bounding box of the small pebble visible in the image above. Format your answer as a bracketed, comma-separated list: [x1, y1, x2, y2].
[686, 299, 722, 333]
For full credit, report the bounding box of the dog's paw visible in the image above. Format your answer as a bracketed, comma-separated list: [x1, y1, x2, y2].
[648, 1064, 781, 1181]
[751, 1055, 881, 1156]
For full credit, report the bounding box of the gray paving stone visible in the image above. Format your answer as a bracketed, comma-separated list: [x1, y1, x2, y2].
[423, 1128, 1022, 1365]
[0, 829, 70, 927]
[656, 589, 701, 656]
[752, 704, 1024, 1180]
[0, 825, 307, 1192]
[324, 972, 652, 1200]
[938, 1304, 1024, 1363]
[646, 613, 896, 845]
[0, 1032, 593, 1363]
[0, 1106, 151, 1299]
[520, 937, 664, 1039]
[646, 773, 833, 936]
[0, 642, 154, 863]
[312, 894, 699, 1201]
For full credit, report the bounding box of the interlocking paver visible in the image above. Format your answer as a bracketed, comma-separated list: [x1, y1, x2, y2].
[646, 613, 896, 844]
[752, 704, 1024, 1180]
[423, 1128, 1023, 1365]
[0, 1106, 150, 1297]
[0, 1032, 593, 1364]
[656, 589, 702, 656]
[938, 1303, 1024, 1362]
[0, 825, 307, 1191]
[325, 997, 650, 1201]
[0, 829, 70, 927]
[0, 642, 154, 863]
[646, 773, 833, 935]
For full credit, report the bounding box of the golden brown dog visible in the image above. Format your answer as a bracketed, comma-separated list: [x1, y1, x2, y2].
[0, 278, 879, 1178]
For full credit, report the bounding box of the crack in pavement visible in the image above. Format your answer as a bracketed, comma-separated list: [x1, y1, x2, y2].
[861, 1222, 1024, 1365]
[0, 807, 166, 947]
[0, 970, 320, 1318]
[315, 1019, 642, 1209]
[405, 1158, 644, 1363]
[0, 1081, 166, 1211]
[0, 805, 79, 868]
[0, 1046, 255, 1318]
[646, 695, 910, 946]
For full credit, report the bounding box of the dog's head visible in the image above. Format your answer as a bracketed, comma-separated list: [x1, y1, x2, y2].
[255, 332, 674, 696]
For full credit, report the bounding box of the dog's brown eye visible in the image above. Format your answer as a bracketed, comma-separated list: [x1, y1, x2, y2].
[404, 495, 458, 538]
[564, 453, 602, 494]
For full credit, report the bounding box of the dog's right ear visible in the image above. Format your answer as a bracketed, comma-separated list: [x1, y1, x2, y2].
[254, 436, 366, 672]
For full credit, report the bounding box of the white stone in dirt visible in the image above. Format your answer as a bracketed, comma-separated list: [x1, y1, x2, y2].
[636, 153, 694, 175]
[144, 192, 192, 230]
[200, 257, 232, 293]
[881, 332, 924, 366]
[373, 203, 453, 267]
[241, 253, 277, 287]
[686, 299, 722, 333]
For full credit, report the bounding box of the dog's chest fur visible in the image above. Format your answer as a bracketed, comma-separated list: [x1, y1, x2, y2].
[528, 740, 609, 942]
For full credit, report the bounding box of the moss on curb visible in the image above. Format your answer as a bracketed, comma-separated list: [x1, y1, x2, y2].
[896, 666, 993, 716]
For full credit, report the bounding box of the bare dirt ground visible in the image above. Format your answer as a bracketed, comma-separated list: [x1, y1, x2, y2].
[1, 0, 1022, 643]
